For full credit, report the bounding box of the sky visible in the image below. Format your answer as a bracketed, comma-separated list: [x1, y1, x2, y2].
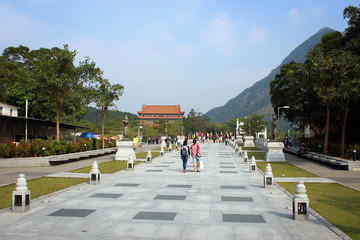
[0, 0, 358, 116]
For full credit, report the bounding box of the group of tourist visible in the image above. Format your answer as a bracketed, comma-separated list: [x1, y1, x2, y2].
[180, 139, 201, 173]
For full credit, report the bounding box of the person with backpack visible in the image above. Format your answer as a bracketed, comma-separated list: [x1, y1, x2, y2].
[180, 140, 190, 173]
[190, 139, 201, 172]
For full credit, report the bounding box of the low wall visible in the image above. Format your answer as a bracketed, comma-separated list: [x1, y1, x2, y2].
[283, 147, 360, 171]
[0, 148, 117, 167]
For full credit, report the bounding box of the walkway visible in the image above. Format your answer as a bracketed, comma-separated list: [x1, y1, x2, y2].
[0, 144, 159, 186]
[0, 143, 347, 239]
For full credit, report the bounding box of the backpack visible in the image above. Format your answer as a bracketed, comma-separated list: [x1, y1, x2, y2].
[181, 146, 188, 157]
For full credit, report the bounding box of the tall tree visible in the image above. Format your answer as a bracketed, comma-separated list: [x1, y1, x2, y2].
[2, 45, 101, 140]
[92, 77, 124, 149]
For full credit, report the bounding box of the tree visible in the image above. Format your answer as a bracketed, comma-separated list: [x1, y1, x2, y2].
[240, 114, 267, 137]
[1, 45, 101, 140]
[183, 110, 210, 134]
[343, 5, 360, 54]
[270, 61, 325, 137]
[92, 77, 124, 149]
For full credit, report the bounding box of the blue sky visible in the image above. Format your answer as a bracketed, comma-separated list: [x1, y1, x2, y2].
[0, 0, 358, 115]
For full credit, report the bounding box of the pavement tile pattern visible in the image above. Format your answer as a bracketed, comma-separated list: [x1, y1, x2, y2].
[0, 143, 346, 239]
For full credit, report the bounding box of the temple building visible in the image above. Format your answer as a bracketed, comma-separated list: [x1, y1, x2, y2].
[137, 104, 185, 124]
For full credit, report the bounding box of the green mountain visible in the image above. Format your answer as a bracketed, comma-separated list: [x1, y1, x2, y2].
[205, 27, 336, 126]
[83, 106, 137, 123]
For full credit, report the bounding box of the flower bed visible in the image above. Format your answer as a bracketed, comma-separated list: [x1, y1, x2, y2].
[0, 138, 116, 158]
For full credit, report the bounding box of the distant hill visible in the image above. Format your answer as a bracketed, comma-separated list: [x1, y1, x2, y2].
[84, 106, 137, 123]
[205, 27, 336, 126]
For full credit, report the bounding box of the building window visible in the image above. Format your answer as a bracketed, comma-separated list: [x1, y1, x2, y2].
[0, 106, 2, 115]
[10, 109, 13, 116]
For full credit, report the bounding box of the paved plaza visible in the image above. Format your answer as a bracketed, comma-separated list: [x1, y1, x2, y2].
[0, 143, 349, 239]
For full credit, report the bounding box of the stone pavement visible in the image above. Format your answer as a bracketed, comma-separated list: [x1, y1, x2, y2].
[0, 144, 160, 186]
[0, 143, 347, 240]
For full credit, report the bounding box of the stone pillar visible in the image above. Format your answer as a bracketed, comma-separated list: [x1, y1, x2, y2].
[160, 136, 167, 148]
[146, 150, 152, 162]
[238, 146, 242, 156]
[235, 143, 239, 152]
[169, 142, 172, 152]
[243, 151, 248, 163]
[244, 136, 255, 147]
[127, 155, 134, 171]
[12, 174, 30, 213]
[115, 140, 136, 161]
[293, 180, 309, 220]
[264, 163, 273, 188]
[249, 156, 257, 173]
[265, 142, 285, 162]
[160, 147, 164, 156]
[90, 161, 100, 185]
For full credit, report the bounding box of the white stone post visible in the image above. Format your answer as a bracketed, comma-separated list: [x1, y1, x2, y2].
[115, 140, 136, 161]
[90, 161, 100, 185]
[146, 150, 152, 162]
[169, 142, 172, 152]
[12, 174, 30, 213]
[264, 163, 273, 188]
[235, 143, 239, 152]
[244, 136, 255, 147]
[265, 141, 285, 162]
[238, 146, 242, 156]
[293, 180, 309, 220]
[160, 147, 164, 156]
[249, 156, 257, 173]
[243, 151, 248, 163]
[127, 155, 134, 171]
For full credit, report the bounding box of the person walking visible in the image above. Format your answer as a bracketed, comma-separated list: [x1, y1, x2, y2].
[190, 139, 201, 172]
[180, 140, 190, 173]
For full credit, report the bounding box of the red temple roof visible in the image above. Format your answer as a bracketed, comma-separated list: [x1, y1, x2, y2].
[138, 104, 185, 115]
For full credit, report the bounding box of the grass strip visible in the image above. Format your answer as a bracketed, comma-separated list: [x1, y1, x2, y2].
[247, 152, 266, 160]
[136, 151, 160, 159]
[278, 182, 360, 240]
[0, 177, 87, 210]
[241, 147, 260, 151]
[69, 160, 142, 173]
[257, 162, 318, 177]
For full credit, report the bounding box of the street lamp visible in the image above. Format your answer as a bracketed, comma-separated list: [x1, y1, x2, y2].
[277, 106, 289, 141]
[138, 126, 143, 145]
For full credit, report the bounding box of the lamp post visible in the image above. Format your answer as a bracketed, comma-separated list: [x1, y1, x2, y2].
[138, 126, 142, 146]
[277, 106, 289, 141]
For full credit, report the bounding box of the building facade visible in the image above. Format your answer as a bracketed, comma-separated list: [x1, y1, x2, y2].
[137, 104, 185, 123]
[0, 102, 19, 117]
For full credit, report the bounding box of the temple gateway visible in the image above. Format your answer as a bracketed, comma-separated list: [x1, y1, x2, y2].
[137, 104, 185, 124]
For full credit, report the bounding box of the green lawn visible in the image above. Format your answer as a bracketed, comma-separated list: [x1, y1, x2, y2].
[69, 160, 142, 173]
[0, 177, 87, 210]
[136, 151, 160, 159]
[257, 162, 318, 177]
[242, 147, 260, 151]
[279, 182, 360, 240]
[247, 152, 266, 160]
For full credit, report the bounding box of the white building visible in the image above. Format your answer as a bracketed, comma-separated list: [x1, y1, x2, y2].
[0, 102, 19, 117]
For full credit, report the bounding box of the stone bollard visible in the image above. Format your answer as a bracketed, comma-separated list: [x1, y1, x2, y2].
[146, 150, 152, 162]
[90, 161, 100, 185]
[249, 156, 257, 173]
[127, 155, 134, 171]
[293, 180, 309, 220]
[235, 143, 239, 152]
[12, 174, 31, 213]
[160, 147, 164, 156]
[243, 151, 248, 163]
[264, 163, 273, 188]
[239, 146, 242, 157]
[169, 142, 172, 152]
